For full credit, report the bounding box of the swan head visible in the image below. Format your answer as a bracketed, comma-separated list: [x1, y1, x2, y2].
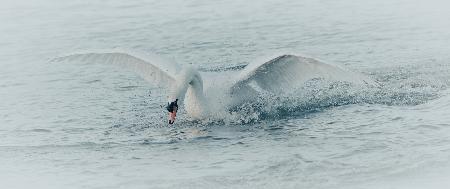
[166, 99, 178, 124]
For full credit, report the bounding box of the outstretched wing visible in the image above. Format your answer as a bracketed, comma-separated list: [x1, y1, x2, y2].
[54, 52, 176, 88]
[230, 54, 376, 95]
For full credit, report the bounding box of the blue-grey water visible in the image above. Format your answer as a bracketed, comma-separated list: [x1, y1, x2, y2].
[2, 0, 450, 188]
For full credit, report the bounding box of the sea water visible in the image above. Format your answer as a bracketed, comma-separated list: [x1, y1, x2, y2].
[1, 0, 450, 188]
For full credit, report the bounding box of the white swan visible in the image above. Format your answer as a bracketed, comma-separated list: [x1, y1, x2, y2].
[56, 52, 376, 123]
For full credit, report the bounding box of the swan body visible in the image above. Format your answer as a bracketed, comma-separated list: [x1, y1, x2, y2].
[56, 52, 377, 121]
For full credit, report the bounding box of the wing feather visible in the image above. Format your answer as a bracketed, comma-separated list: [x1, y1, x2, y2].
[54, 52, 176, 88]
[231, 55, 376, 95]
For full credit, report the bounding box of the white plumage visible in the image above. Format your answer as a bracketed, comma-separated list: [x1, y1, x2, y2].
[56, 52, 377, 120]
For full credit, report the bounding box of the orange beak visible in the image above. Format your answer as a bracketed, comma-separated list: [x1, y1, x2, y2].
[168, 108, 177, 124]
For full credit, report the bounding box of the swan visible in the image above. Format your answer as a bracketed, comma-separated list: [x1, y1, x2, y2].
[55, 51, 376, 123]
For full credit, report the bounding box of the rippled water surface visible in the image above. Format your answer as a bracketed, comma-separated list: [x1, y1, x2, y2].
[1, 0, 450, 188]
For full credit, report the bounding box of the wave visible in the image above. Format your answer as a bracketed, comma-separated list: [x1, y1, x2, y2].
[202, 64, 450, 124]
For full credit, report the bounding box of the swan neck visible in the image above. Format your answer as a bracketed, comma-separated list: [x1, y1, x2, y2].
[169, 67, 204, 103]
